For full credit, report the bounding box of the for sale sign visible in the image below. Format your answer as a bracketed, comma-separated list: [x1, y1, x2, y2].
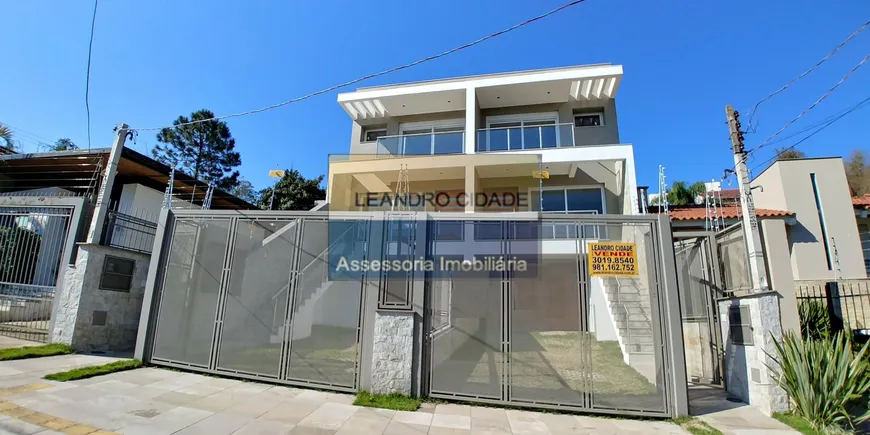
[587, 242, 639, 277]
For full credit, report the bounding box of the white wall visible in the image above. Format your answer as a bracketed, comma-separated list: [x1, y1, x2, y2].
[752, 158, 866, 280]
[118, 184, 194, 216]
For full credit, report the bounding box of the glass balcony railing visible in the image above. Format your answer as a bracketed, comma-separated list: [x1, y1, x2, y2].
[376, 131, 465, 156]
[476, 123, 576, 152]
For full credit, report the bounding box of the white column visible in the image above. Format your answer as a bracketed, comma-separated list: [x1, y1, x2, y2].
[465, 164, 476, 213]
[465, 87, 477, 154]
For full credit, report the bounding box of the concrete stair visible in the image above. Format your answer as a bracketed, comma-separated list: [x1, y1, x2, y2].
[601, 269, 658, 383]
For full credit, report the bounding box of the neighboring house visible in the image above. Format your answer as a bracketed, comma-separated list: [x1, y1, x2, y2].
[851, 194, 870, 274]
[660, 157, 870, 334]
[751, 157, 866, 281]
[0, 145, 255, 350]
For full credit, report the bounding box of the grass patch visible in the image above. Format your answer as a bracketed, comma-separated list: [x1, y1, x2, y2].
[671, 416, 723, 435]
[43, 359, 142, 382]
[0, 344, 72, 361]
[354, 391, 420, 411]
[773, 411, 825, 435]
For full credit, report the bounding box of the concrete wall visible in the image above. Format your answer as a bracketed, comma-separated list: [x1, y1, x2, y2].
[52, 243, 149, 352]
[759, 219, 799, 333]
[752, 158, 866, 280]
[719, 292, 788, 416]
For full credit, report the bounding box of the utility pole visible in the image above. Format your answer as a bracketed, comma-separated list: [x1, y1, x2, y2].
[726, 105, 769, 292]
[86, 123, 128, 244]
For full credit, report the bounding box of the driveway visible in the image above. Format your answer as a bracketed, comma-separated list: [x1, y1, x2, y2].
[0, 355, 696, 434]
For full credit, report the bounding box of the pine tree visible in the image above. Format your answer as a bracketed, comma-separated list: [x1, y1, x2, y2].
[153, 110, 242, 190]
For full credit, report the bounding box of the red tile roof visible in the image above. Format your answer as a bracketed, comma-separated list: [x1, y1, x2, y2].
[709, 188, 741, 200]
[852, 194, 870, 209]
[667, 206, 793, 221]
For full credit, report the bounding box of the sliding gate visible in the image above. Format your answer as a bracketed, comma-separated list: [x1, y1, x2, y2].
[146, 211, 369, 391]
[423, 214, 685, 417]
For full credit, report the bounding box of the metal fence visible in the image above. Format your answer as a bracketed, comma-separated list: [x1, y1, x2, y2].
[0, 205, 74, 342]
[101, 209, 158, 254]
[795, 280, 870, 335]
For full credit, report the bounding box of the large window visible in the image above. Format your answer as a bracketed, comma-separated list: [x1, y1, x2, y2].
[399, 120, 464, 155]
[482, 113, 559, 151]
[540, 187, 605, 239]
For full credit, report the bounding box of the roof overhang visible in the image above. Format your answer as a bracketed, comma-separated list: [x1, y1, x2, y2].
[337, 64, 623, 122]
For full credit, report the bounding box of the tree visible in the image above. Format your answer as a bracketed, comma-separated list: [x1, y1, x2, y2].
[0, 123, 14, 150]
[153, 110, 242, 190]
[664, 180, 706, 205]
[259, 169, 325, 211]
[845, 149, 870, 197]
[230, 179, 259, 205]
[52, 138, 78, 151]
[774, 147, 806, 160]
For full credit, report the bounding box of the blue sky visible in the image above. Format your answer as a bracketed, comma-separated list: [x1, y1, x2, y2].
[2, 0, 868, 192]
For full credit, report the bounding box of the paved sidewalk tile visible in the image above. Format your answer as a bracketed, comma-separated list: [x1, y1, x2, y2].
[174, 412, 251, 435]
[392, 410, 433, 426]
[233, 419, 295, 435]
[297, 402, 358, 430]
[431, 413, 472, 430]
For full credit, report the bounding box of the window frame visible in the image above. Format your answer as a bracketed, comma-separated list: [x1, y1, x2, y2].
[398, 119, 465, 155]
[99, 255, 135, 292]
[536, 186, 607, 214]
[574, 112, 604, 128]
[361, 127, 388, 143]
[532, 185, 607, 239]
[484, 112, 561, 150]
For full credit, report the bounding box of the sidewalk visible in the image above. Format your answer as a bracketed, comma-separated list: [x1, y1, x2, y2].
[0, 355, 796, 435]
[688, 384, 798, 435]
[0, 356, 689, 435]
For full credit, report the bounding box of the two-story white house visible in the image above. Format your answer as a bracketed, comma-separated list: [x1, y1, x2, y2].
[329, 64, 637, 217]
[325, 65, 674, 409]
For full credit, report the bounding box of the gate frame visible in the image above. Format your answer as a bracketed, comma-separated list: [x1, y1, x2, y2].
[134, 210, 688, 417]
[0, 196, 87, 343]
[673, 230, 725, 386]
[418, 212, 688, 418]
[135, 209, 377, 393]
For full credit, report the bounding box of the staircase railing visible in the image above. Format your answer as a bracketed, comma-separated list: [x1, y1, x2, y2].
[270, 222, 361, 333]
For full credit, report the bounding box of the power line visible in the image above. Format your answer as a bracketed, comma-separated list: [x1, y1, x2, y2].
[764, 98, 870, 147]
[1, 123, 54, 144]
[745, 19, 869, 131]
[749, 52, 870, 157]
[85, 0, 99, 150]
[129, 0, 589, 132]
[749, 94, 870, 175]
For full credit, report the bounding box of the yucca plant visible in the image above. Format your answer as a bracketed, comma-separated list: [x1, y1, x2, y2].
[767, 331, 870, 430]
[798, 299, 831, 341]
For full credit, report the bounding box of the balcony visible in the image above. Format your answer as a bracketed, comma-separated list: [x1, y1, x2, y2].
[476, 123, 575, 152]
[376, 131, 465, 157]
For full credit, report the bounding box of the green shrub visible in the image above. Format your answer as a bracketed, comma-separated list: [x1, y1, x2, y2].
[798, 300, 830, 341]
[767, 331, 870, 430]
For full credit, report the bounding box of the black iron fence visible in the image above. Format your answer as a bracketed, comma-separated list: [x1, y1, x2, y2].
[101, 210, 158, 254]
[795, 280, 870, 339]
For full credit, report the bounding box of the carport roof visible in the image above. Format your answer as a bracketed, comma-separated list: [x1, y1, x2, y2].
[0, 147, 255, 209]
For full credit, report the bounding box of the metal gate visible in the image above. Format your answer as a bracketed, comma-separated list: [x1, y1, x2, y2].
[673, 232, 723, 385]
[0, 205, 74, 342]
[423, 214, 684, 417]
[146, 211, 369, 392]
